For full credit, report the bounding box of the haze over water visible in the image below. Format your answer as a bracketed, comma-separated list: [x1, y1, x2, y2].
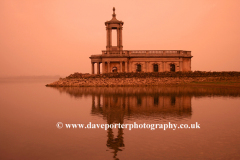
[1, 0, 240, 77]
[0, 78, 240, 160]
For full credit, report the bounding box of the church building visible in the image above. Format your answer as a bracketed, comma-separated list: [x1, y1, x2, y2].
[89, 8, 192, 74]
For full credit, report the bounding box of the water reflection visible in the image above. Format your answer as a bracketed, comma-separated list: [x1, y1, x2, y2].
[52, 86, 240, 98]
[107, 127, 124, 160]
[91, 92, 191, 159]
[91, 93, 192, 120]
[48, 86, 240, 160]
[52, 86, 240, 120]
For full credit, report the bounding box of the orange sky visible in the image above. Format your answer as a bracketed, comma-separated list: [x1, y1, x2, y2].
[0, 0, 240, 77]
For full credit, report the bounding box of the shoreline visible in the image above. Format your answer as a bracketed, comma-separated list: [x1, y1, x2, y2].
[46, 72, 240, 88]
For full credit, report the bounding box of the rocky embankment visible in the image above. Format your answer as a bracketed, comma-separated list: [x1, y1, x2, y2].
[46, 71, 240, 87]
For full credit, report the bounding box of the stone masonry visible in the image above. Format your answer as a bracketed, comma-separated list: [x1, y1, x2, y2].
[89, 8, 193, 74]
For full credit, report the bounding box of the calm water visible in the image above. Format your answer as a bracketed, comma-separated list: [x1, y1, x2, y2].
[0, 78, 240, 160]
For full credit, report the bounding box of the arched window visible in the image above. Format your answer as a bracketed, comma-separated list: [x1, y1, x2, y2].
[136, 64, 141, 72]
[153, 64, 158, 72]
[112, 67, 117, 73]
[170, 64, 175, 72]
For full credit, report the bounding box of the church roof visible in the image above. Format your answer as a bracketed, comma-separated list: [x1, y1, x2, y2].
[105, 7, 124, 25]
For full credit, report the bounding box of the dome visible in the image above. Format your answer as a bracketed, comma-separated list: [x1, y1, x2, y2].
[105, 7, 124, 25]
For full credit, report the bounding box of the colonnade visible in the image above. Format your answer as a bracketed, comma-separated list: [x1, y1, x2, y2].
[91, 61, 183, 74]
[91, 61, 128, 74]
[91, 62, 101, 74]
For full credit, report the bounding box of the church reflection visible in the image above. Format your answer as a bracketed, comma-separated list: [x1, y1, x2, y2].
[106, 127, 124, 160]
[92, 94, 191, 159]
[91, 93, 192, 120]
[48, 86, 240, 160]
[90, 88, 192, 159]
[53, 87, 195, 159]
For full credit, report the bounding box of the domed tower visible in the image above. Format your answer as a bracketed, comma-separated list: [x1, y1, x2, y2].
[105, 7, 124, 53]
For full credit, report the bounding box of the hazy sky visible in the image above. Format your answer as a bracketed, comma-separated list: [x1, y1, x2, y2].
[0, 0, 240, 77]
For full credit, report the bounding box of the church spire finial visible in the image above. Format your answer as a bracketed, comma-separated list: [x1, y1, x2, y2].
[112, 7, 116, 18]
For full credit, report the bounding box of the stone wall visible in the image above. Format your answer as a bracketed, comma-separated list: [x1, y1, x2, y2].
[46, 71, 240, 87]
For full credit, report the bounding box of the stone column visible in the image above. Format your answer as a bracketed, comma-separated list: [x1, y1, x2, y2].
[125, 61, 128, 72]
[119, 26, 123, 50]
[148, 62, 150, 72]
[117, 28, 119, 47]
[148, 63, 150, 72]
[120, 61, 122, 72]
[129, 62, 132, 72]
[91, 62, 95, 74]
[102, 62, 105, 73]
[108, 62, 110, 73]
[165, 62, 168, 71]
[179, 60, 183, 71]
[162, 62, 165, 72]
[109, 29, 112, 47]
[106, 26, 110, 51]
[97, 62, 100, 74]
[145, 62, 148, 72]
[106, 28, 108, 48]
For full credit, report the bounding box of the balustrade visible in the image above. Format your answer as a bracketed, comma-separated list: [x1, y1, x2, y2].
[101, 50, 191, 56]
